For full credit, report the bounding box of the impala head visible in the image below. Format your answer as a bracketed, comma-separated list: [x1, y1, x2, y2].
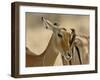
[41, 17, 72, 61]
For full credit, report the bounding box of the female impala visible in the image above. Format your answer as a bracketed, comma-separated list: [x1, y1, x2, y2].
[26, 17, 88, 67]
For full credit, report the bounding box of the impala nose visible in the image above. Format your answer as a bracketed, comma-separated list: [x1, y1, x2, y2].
[68, 53, 71, 57]
[64, 52, 72, 61]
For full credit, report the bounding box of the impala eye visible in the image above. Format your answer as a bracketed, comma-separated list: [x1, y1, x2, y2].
[58, 33, 62, 38]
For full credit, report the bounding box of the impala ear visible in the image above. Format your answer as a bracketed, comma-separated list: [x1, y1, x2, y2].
[41, 17, 45, 22]
[41, 17, 59, 31]
[70, 28, 76, 46]
[41, 17, 49, 29]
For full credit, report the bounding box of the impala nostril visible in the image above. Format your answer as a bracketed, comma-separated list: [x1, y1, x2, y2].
[46, 26, 48, 29]
[68, 53, 71, 57]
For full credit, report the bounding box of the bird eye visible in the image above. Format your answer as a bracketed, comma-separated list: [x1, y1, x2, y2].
[58, 33, 62, 38]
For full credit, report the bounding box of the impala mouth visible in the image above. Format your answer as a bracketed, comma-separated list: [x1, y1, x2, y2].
[63, 52, 72, 61]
